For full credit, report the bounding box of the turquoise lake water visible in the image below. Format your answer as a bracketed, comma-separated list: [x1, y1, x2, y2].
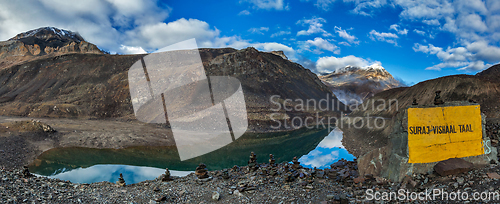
[29, 128, 354, 184]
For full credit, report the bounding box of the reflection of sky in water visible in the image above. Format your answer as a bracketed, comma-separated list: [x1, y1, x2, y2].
[34, 128, 353, 183]
[39, 165, 192, 184]
[298, 128, 355, 169]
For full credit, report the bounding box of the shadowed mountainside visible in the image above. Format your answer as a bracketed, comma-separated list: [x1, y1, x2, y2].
[0, 28, 347, 133]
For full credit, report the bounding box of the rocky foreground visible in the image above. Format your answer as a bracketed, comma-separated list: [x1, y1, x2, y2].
[2, 159, 500, 203]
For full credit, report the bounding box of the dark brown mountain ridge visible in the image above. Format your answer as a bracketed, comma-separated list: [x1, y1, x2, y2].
[0, 27, 346, 133]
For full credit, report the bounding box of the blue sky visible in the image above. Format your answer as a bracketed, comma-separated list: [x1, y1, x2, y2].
[0, 0, 499, 85]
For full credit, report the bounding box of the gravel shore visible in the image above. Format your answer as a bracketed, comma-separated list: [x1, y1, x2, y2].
[2, 159, 500, 203]
[1, 118, 500, 203]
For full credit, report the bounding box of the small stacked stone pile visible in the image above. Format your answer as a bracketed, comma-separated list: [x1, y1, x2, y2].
[412, 98, 418, 105]
[434, 90, 444, 105]
[221, 169, 230, 179]
[22, 166, 32, 178]
[269, 154, 276, 166]
[292, 156, 301, 169]
[116, 173, 126, 187]
[268, 154, 277, 176]
[160, 168, 173, 181]
[195, 163, 209, 179]
[248, 152, 258, 172]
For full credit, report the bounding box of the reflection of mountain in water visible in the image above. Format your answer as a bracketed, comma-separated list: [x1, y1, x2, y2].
[29, 128, 329, 176]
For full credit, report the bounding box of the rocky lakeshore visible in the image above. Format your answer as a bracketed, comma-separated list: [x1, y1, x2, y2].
[2, 157, 500, 203]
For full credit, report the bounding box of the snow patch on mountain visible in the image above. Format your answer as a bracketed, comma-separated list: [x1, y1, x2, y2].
[9, 27, 84, 42]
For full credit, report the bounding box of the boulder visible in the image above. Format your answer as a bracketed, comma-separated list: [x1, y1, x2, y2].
[434, 158, 473, 176]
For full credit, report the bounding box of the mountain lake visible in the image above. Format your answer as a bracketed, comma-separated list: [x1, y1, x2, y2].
[28, 127, 355, 184]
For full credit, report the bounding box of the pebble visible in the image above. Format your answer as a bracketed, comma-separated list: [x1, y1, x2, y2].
[212, 191, 220, 201]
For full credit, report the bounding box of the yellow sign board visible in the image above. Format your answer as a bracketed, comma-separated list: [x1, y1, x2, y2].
[407, 105, 483, 163]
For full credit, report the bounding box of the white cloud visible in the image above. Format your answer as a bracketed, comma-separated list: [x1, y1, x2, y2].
[238, 10, 251, 15]
[458, 60, 490, 71]
[422, 19, 440, 26]
[252, 42, 297, 60]
[487, 0, 500, 13]
[124, 18, 221, 51]
[248, 27, 269, 35]
[298, 148, 339, 168]
[413, 43, 470, 62]
[466, 41, 500, 62]
[453, 0, 487, 15]
[334, 26, 359, 45]
[314, 0, 336, 11]
[270, 30, 291, 38]
[413, 29, 426, 35]
[457, 14, 488, 33]
[302, 37, 340, 54]
[413, 42, 499, 71]
[317, 128, 344, 148]
[297, 0, 500, 73]
[396, 0, 455, 20]
[241, 0, 288, 10]
[389, 24, 408, 35]
[119, 45, 147, 54]
[0, 0, 169, 52]
[316, 55, 381, 73]
[0, 0, 300, 59]
[368, 30, 399, 45]
[487, 15, 500, 31]
[296, 17, 332, 37]
[305, 0, 389, 16]
[343, 0, 389, 16]
[339, 42, 351, 46]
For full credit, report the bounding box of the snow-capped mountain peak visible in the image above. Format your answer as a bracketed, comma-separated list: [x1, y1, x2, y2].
[9, 27, 85, 42]
[365, 63, 384, 70]
[319, 63, 404, 105]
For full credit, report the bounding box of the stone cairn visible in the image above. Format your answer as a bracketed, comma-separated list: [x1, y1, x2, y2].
[268, 154, 277, 176]
[248, 152, 258, 172]
[116, 173, 126, 187]
[195, 163, 209, 179]
[269, 154, 276, 166]
[434, 90, 444, 105]
[22, 166, 32, 178]
[160, 168, 173, 181]
[221, 169, 230, 179]
[292, 156, 301, 169]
